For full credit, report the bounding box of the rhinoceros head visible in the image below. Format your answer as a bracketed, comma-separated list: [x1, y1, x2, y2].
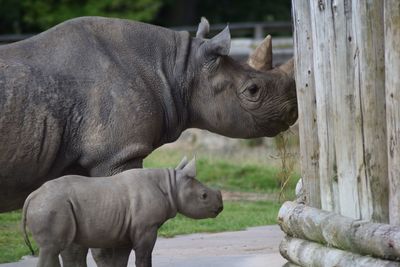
[175, 157, 223, 219]
[188, 18, 297, 138]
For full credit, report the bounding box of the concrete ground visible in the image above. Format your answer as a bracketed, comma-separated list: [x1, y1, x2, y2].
[1, 225, 287, 267]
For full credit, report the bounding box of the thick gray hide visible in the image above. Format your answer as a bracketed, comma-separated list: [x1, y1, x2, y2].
[22, 158, 223, 267]
[0, 17, 297, 211]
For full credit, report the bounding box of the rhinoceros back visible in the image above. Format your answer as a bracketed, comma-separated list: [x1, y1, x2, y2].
[0, 17, 189, 211]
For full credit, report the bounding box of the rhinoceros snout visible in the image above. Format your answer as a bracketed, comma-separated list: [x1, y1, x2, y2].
[212, 190, 224, 215]
[285, 105, 298, 126]
[217, 205, 224, 213]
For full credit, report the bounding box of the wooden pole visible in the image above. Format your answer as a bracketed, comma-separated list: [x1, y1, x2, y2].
[385, 0, 400, 225]
[352, 0, 388, 223]
[280, 236, 400, 267]
[308, 0, 339, 213]
[278, 202, 400, 260]
[291, 0, 320, 208]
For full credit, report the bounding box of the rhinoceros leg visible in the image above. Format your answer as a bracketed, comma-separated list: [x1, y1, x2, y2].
[92, 247, 131, 267]
[60, 244, 88, 267]
[134, 227, 158, 267]
[89, 158, 145, 266]
[37, 247, 61, 267]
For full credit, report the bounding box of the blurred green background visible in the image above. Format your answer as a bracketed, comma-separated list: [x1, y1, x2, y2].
[0, 0, 291, 34]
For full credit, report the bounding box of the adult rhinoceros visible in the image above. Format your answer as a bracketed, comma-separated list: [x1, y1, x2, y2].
[0, 17, 296, 266]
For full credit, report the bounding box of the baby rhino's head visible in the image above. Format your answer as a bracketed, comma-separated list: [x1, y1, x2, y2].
[175, 157, 223, 219]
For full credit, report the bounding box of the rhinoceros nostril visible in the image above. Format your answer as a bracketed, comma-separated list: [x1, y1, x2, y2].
[286, 106, 298, 125]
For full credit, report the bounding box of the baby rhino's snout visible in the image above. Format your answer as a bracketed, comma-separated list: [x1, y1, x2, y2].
[214, 190, 224, 215]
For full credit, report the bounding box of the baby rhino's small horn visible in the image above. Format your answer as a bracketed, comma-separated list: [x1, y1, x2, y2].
[182, 157, 196, 177]
[176, 156, 188, 170]
[248, 35, 273, 71]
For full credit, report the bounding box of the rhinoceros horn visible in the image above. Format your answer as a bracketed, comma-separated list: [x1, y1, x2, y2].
[248, 35, 294, 76]
[248, 35, 273, 71]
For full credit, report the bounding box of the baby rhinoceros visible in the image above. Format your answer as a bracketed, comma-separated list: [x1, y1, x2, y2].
[22, 157, 223, 267]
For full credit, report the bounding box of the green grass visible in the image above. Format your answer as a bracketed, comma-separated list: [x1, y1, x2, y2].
[144, 150, 299, 194]
[0, 152, 298, 263]
[159, 200, 280, 237]
[0, 211, 38, 264]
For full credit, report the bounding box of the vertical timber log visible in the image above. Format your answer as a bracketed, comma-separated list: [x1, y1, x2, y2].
[352, 0, 388, 223]
[329, 0, 365, 219]
[309, 0, 339, 212]
[385, 0, 400, 225]
[291, 0, 321, 208]
[294, 0, 388, 220]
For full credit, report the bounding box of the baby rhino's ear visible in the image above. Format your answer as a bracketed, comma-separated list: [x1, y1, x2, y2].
[176, 156, 188, 170]
[181, 157, 196, 178]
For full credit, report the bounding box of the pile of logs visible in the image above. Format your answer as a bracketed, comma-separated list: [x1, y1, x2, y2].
[278, 202, 400, 267]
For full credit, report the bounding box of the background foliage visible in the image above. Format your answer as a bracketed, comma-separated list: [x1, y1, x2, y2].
[0, 0, 291, 34]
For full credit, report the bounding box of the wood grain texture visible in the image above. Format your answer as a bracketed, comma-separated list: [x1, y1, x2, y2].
[352, 0, 388, 223]
[278, 202, 400, 260]
[293, 0, 387, 221]
[291, 0, 321, 208]
[385, 0, 400, 225]
[309, 0, 339, 213]
[280, 236, 400, 267]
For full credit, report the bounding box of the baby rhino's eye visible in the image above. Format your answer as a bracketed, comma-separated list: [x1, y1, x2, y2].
[201, 192, 208, 199]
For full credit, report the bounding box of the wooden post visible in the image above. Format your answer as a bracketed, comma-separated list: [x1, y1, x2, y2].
[309, 0, 339, 213]
[292, 0, 388, 221]
[327, 0, 367, 220]
[291, 0, 321, 208]
[352, 0, 388, 223]
[385, 0, 400, 225]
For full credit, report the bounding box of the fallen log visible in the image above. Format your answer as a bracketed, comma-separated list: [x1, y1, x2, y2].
[278, 201, 400, 260]
[280, 236, 400, 267]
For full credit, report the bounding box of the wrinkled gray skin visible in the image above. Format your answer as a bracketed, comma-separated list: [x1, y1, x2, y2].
[0, 16, 296, 266]
[23, 157, 223, 267]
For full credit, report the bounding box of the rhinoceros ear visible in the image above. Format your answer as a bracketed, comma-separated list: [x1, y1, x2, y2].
[196, 17, 210, 38]
[199, 25, 231, 62]
[176, 156, 188, 170]
[181, 157, 196, 178]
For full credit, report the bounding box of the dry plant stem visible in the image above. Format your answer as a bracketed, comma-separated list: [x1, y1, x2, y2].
[275, 133, 295, 202]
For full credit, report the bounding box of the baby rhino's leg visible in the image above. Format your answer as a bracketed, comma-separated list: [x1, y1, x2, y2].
[60, 243, 88, 267]
[134, 228, 158, 267]
[27, 196, 77, 267]
[92, 247, 131, 267]
[37, 247, 61, 267]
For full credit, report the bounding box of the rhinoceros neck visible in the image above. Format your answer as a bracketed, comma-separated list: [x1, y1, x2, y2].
[156, 168, 178, 219]
[155, 31, 193, 146]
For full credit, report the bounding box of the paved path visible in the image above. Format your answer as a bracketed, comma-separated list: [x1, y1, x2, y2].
[1, 225, 287, 267]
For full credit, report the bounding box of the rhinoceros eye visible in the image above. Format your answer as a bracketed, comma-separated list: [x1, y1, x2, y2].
[239, 83, 262, 104]
[201, 192, 208, 199]
[247, 84, 259, 96]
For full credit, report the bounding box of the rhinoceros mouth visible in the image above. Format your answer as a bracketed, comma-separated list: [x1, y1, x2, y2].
[256, 120, 290, 137]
